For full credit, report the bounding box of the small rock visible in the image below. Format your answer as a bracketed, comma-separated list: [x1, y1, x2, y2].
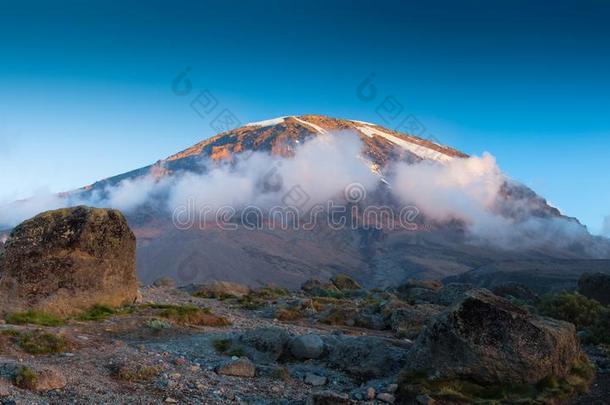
[31, 367, 67, 392]
[307, 390, 352, 405]
[152, 277, 177, 289]
[377, 393, 395, 403]
[416, 394, 436, 404]
[175, 357, 187, 366]
[386, 383, 398, 393]
[217, 358, 256, 378]
[164, 398, 178, 404]
[366, 386, 376, 400]
[304, 373, 326, 386]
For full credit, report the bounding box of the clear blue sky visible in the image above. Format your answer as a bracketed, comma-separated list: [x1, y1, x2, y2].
[1, 0, 609, 234]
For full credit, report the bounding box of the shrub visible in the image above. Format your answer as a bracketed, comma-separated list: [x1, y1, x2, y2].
[538, 292, 603, 329]
[538, 292, 610, 344]
[587, 309, 610, 344]
[213, 338, 231, 353]
[14, 365, 38, 389]
[5, 311, 65, 327]
[113, 365, 160, 382]
[145, 318, 172, 330]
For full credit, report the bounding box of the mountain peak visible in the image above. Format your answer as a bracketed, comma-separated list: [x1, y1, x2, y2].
[163, 114, 468, 167]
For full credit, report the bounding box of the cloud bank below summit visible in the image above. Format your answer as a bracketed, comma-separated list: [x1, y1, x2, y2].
[0, 131, 603, 256]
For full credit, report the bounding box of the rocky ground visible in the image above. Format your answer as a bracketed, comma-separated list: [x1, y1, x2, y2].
[0, 285, 406, 404]
[0, 279, 607, 405]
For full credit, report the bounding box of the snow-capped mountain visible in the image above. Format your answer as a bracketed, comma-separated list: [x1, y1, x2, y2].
[4, 115, 609, 288]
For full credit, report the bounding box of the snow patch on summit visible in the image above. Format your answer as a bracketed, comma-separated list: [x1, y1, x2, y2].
[293, 117, 328, 134]
[245, 117, 288, 127]
[356, 125, 453, 163]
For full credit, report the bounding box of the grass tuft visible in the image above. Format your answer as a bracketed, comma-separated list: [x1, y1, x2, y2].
[213, 338, 245, 357]
[2, 329, 68, 354]
[5, 311, 65, 327]
[77, 304, 117, 321]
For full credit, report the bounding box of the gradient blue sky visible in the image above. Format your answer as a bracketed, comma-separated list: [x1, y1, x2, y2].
[1, 0, 609, 234]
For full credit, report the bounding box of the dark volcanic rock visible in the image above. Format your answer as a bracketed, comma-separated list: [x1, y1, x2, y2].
[578, 272, 610, 305]
[403, 289, 587, 385]
[396, 280, 442, 304]
[0, 206, 139, 316]
[239, 327, 290, 363]
[324, 336, 408, 380]
[436, 282, 473, 306]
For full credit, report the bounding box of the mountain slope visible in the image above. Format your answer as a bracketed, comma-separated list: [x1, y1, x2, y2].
[6, 115, 610, 288]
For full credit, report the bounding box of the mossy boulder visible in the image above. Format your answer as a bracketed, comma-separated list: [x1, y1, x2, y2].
[0, 206, 139, 316]
[402, 289, 589, 386]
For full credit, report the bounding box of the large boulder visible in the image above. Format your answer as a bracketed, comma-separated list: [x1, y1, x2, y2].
[0, 206, 139, 316]
[578, 272, 610, 305]
[238, 327, 290, 363]
[403, 289, 587, 385]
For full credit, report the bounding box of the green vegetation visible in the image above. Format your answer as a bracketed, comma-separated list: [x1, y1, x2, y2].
[212, 338, 245, 357]
[14, 365, 38, 390]
[5, 311, 65, 327]
[537, 291, 610, 344]
[75, 303, 138, 322]
[145, 318, 172, 330]
[2, 329, 68, 354]
[399, 359, 594, 404]
[538, 292, 603, 329]
[77, 304, 117, 321]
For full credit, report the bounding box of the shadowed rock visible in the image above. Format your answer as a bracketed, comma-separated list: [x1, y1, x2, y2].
[0, 206, 139, 316]
[402, 289, 587, 385]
